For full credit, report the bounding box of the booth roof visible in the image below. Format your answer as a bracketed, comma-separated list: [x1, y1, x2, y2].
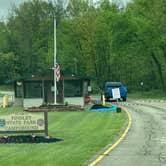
[5, 69, 97, 84]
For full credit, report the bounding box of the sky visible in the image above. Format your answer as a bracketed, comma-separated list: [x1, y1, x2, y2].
[0, 0, 131, 21]
[0, 0, 29, 20]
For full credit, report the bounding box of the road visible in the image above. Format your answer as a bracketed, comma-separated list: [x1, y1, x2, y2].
[96, 99, 166, 166]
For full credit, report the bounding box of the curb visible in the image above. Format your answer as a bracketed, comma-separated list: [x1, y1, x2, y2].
[131, 99, 166, 103]
[141, 99, 166, 103]
[88, 107, 132, 166]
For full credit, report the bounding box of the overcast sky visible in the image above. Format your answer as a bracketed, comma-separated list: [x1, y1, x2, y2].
[0, 0, 27, 20]
[0, 0, 130, 21]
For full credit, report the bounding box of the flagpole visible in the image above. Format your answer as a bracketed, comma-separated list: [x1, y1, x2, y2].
[54, 17, 57, 104]
[53, 0, 69, 104]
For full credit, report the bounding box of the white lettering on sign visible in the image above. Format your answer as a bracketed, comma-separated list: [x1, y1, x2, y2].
[0, 112, 45, 132]
[112, 88, 120, 99]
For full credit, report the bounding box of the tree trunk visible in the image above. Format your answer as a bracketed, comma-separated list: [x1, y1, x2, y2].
[151, 52, 165, 91]
[160, 45, 166, 61]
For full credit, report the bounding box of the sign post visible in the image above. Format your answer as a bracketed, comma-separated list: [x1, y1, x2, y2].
[44, 111, 48, 137]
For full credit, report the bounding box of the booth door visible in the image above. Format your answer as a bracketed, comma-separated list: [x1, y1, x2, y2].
[44, 80, 64, 104]
[57, 80, 64, 103]
[44, 81, 54, 103]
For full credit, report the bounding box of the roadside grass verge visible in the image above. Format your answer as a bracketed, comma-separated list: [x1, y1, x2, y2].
[0, 85, 14, 97]
[0, 93, 4, 97]
[128, 90, 166, 99]
[0, 107, 126, 166]
[0, 85, 13, 91]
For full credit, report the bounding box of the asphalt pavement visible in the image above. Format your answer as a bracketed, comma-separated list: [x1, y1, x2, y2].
[95, 99, 166, 166]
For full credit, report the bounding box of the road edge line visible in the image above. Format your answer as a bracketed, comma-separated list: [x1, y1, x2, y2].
[88, 107, 132, 166]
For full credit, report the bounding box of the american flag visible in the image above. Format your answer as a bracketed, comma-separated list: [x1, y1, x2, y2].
[54, 56, 61, 82]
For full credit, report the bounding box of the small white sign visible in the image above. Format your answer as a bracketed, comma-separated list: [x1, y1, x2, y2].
[88, 86, 92, 92]
[112, 88, 120, 99]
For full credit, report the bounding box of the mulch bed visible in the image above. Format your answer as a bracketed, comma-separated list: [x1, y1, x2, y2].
[24, 104, 85, 112]
[0, 135, 63, 144]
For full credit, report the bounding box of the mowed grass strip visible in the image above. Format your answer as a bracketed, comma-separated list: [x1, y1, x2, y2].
[128, 90, 166, 99]
[0, 108, 126, 166]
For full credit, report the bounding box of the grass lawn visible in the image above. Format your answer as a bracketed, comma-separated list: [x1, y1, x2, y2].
[0, 85, 13, 91]
[0, 93, 4, 97]
[0, 85, 14, 97]
[128, 90, 166, 99]
[0, 107, 126, 166]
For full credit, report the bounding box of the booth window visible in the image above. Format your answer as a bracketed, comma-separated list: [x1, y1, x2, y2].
[64, 80, 82, 97]
[24, 81, 42, 98]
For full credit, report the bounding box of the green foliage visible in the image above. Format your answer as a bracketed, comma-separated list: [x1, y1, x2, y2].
[6, 0, 55, 76]
[0, 52, 17, 83]
[0, 0, 166, 93]
[128, 90, 166, 100]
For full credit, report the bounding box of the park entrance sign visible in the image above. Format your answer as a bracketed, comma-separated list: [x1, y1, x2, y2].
[0, 112, 48, 135]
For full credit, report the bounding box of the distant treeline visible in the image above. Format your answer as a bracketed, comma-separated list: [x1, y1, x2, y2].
[0, 0, 166, 92]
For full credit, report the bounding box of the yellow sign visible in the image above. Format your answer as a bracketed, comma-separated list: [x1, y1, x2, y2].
[0, 112, 45, 131]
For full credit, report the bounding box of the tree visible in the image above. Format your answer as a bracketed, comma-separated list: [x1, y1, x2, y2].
[7, 0, 55, 75]
[126, 0, 166, 90]
[0, 52, 16, 83]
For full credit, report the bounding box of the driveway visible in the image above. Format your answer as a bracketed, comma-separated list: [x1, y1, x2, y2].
[96, 99, 166, 166]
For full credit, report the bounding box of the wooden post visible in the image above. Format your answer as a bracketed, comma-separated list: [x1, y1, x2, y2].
[44, 111, 48, 137]
[62, 78, 64, 104]
[42, 80, 45, 104]
[22, 82, 24, 107]
[83, 81, 86, 106]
